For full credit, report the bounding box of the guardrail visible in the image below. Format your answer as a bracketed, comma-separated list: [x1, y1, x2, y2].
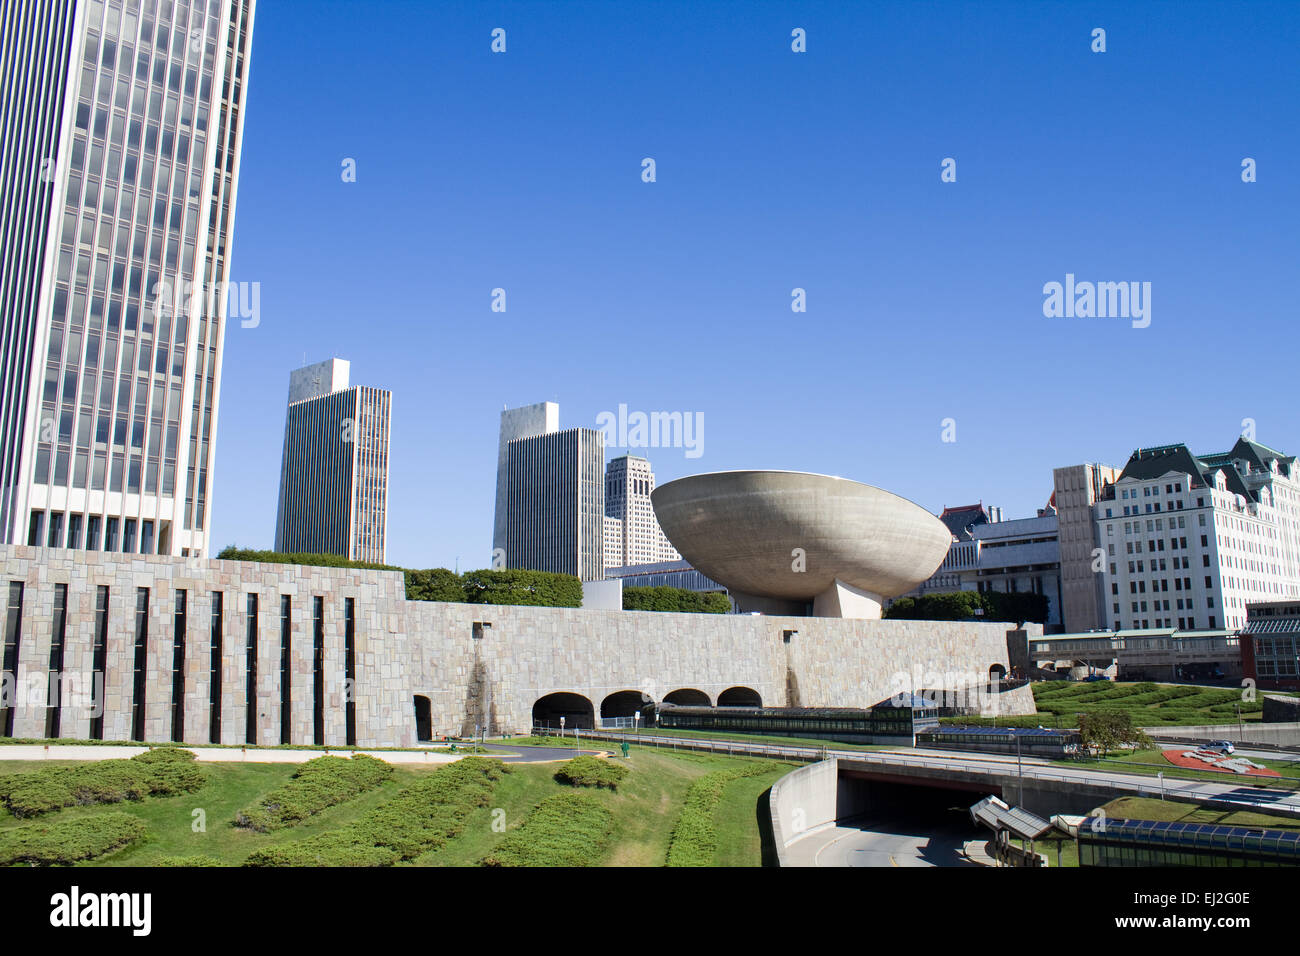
[537, 727, 1300, 816]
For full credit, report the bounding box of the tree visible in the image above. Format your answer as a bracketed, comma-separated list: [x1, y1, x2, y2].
[1078, 710, 1152, 757]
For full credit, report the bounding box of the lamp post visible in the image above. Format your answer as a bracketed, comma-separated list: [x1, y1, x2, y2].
[1016, 732, 1024, 806]
[1157, 771, 1165, 801]
[633, 711, 640, 743]
[559, 715, 565, 744]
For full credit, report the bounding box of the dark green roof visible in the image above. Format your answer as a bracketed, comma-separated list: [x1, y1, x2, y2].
[1111, 437, 1293, 505]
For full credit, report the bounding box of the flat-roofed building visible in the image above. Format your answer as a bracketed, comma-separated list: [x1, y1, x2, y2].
[505, 426, 604, 580]
[274, 359, 390, 564]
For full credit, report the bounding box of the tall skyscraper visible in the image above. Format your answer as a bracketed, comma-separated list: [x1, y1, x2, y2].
[274, 358, 390, 564]
[1053, 462, 1121, 631]
[492, 400, 557, 562]
[0, 0, 256, 556]
[504, 425, 604, 580]
[603, 453, 678, 569]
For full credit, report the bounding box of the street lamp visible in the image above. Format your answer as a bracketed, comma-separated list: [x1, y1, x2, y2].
[559, 715, 565, 743]
[1157, 771, 1165, 801]
[633, 711, 640, 742]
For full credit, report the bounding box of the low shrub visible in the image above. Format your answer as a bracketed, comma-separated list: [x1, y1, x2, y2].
[0, 812, 146, 865]
[554, 755, 628, 790]
[0, 748, 204, 818]
[157, 855, 223, 867]
[244, 758, 509, 866]
[666, 762, 781, 867]
[480, 792, 613, 867]
[234, 754, 393, 831]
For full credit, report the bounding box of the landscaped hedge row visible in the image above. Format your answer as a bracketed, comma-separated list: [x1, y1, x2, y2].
[554, 754, 628, 790]
[622, 586, 730, 614]
[0, 747, 203, 819]
[884, 590, 1049, 626]
[665, 761, 781, 867]
[243, 758, 510, 866]
[216, 548, 584, 608]
[480, 792, 613, 867]
[0, 812, 146, 865]
[234, 754, 393, 832]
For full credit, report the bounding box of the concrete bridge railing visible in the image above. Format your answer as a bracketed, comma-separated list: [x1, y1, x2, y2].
[768, 758, 839, 867]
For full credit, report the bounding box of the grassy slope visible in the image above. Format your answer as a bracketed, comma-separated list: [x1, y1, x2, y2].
[0, 760, 451, 866]
[0, 749, 793, 867]
[413, 750, 790, 867]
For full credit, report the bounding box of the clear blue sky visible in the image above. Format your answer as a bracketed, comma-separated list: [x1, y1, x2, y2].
[212, 0, 1300, 569]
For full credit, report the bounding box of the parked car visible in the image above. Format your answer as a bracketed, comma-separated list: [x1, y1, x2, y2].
[1082, 674, 1109, 682]
[1205, 740, 1235, 754]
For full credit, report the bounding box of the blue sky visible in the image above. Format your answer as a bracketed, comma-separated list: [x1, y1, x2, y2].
[213, 0, 1300, 569]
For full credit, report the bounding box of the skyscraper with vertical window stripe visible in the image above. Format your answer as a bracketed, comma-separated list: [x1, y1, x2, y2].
[274, 358, 391, 565]
[0, 0, 255, 556]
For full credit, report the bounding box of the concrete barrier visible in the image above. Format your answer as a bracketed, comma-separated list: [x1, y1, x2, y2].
[768, 758, 838, 866]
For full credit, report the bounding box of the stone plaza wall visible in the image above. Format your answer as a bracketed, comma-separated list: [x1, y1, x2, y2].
[0, 546, 1037, 747]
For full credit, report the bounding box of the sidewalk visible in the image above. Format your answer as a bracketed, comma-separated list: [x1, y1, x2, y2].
[0, 744, 463, 765]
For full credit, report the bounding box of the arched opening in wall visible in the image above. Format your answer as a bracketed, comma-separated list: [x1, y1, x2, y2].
[717, 686, 762, 707]
[989, 664, 1007, 683]
[532, 692, 595, 731]
[664, 688, 711, 706]
[600, 690, 656, 727]
[413, 696, 433, 742]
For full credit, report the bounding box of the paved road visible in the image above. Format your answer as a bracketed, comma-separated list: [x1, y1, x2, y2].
[789, 819, 981, 868]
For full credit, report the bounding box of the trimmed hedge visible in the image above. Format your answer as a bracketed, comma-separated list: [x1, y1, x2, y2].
[666, 762, 781, 867]
[623, 586, 730, 614]
[215, 547, 584, 608]
[554, 755, 628, 790]
[884, 590, 1049, 626]
[243, 758, 509, 867]
[234, 754, 393, 832]
[460, 569, 582, 607]
[480, 792, 613, 867]
[0, 812, 146, 865]
[0, 747, 203, 819]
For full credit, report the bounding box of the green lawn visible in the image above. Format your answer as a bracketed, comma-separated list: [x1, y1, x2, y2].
[945, 681, 1265, 728]
[414, 749, 791, 867]
[0, 748, 793, 867]
[1055, 747, 1300, 792]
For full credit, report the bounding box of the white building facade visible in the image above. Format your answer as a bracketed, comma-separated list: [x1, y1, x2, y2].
[0, 0, 256, 557]
[1094, 439, 1300, 631]
[603, 453, 678, 570]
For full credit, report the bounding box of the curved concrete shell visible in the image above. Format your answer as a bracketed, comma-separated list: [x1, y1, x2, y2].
[651, 471, 951, 617]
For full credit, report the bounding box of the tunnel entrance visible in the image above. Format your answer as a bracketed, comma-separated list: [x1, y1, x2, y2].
[664, 688, 711, 706]
[833, 774, 997, 867]
[717, 686, 762, 707]
[413, 695, 432, 742]
[532, 692, 595, 730]
[600, 690, 656, 726]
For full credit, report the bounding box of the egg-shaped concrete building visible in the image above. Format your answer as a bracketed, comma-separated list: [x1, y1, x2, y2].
[651, 470, 952, 618]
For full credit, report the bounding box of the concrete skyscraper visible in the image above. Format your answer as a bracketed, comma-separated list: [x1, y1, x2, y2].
[1053, 462, 1121, 631]
[274, 358, 390, 564]
[0, 0, 256, 556]
[495, 401, 604, 579]
[603, 453, 678, 570]
[492, 400, 557, 562]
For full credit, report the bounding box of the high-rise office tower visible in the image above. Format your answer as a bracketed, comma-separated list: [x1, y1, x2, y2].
[603, 453, 678, 569]
[274, 358, 391, 564]
[492, 400, 557, 562]
[504, 425, 604, 580]
[1053, 462, 1121, 631]
[0, 0, 256, 555]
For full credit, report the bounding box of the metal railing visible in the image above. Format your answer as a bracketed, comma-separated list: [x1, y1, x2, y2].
[538, 727, 1300, 817]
